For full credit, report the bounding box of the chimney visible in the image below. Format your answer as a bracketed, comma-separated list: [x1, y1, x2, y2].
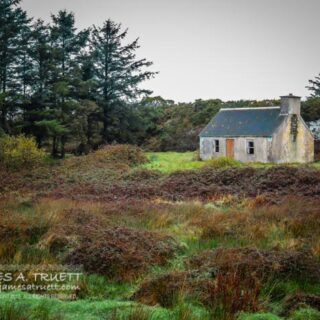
[280, 94, 301, 115]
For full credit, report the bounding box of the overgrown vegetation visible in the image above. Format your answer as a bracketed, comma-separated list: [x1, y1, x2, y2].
[0, 135, 46, 169]
[1, 1, 320, 318]
[0, 146, 320, 319]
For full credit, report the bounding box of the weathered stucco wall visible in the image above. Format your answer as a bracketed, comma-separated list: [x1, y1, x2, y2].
[271, 115, 314, 163]
[200, 137, 226, 160]
[234, 137, 270, 163]
[200, 136, 271, 162]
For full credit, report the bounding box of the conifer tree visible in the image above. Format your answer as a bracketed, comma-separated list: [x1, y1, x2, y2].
[0, 0, 31, 132]
[90, 19, 156, 141]
[49, 10, 88, 157]
[307, 73, 320, 97]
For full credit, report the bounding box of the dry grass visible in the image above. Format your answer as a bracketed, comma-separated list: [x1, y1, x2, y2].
[187, 247, 320, 283]
[193, 198, 320, 253]
[1, 148, 320, 319]
[132, 270, 261, 319]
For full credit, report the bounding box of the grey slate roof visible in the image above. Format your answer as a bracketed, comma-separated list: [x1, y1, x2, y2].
[200, 107, 285, 137]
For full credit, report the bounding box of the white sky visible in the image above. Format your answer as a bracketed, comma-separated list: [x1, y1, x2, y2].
[21, 0, 320, 102]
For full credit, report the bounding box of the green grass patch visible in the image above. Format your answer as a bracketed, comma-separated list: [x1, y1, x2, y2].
[238, 313, 282, 320]
[0, 291, 212, 320]
[141, 152, 205, 173]
[0, 291, 170, 320]
[289, 308, 320, 320]
[141, 152, 320, 174]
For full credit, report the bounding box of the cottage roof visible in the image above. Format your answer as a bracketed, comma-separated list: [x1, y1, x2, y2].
[199, 107, 285, 137]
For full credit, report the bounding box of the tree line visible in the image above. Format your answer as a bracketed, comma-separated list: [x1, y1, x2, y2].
[1, 0, 320, 156]
[0, 0, 156, 157]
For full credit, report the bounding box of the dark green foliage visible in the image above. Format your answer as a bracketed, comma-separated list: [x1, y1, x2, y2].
[0, 0, 31, 132]
[302, 72, 320, 124]
[90, 19, 156, 141]
[138, 98, 283, 152]
[302, 98, 320, 122]
[0, 3, 155, 156]
[307, 73, 320, 98]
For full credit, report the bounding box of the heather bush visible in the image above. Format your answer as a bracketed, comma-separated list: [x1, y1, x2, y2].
[123, 168, 162, 182]
[162, 166, 320, 201]
[66, 227, 176, 281]
[94, 144, 147, 166]
[0, 135, 46, 170]
[205, 272, 261, 319]
[132, 271, 261, 318]
[187, 248, 320, 283]
[132, 272, 190, 307]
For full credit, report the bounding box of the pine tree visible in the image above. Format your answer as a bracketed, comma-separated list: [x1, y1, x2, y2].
[23, 19, 53, 145]
[304, 73, 320, 122]
[49, 10, 89, 157]
[90, 19, 156, 141]
[0, 0, 31, 132]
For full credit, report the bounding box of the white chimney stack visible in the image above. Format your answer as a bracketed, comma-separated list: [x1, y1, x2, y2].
[280, 94, 301, 115]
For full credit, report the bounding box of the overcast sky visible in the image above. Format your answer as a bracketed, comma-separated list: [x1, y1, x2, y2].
[21, 0, 320, 102]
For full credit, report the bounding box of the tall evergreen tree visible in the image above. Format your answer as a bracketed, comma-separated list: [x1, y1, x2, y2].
[307, 73, 320, 97]
[48, 10, 89, 157]
[22, 19, 53, 145]
[304, 73, 320, 122]
[90, 19, 156, 141]
[0, 0, 31, 132]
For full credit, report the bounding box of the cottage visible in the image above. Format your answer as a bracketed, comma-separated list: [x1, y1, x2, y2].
[199, 94, 314, 163]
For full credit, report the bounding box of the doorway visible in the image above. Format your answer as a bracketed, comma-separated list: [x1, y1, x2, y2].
[226, 139, 235, 159]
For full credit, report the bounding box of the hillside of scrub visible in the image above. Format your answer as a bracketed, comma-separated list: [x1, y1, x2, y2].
[1, 148, 320, 202]
[1, 146, 320, 320]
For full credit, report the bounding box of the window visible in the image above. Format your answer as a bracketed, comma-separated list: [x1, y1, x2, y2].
[247, 140, 254, 155]
[214, 140, 220, 153]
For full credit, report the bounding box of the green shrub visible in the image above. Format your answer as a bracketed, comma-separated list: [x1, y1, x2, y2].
[289, 308, 320, 320]
[205, 156, 242, 169]
[237, 313, 282, 320]
[0, 135, 45, 170]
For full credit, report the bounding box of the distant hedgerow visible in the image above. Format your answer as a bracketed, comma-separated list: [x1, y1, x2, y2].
[0, 135, 46, 170]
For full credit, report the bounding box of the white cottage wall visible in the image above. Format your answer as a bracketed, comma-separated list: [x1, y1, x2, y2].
[200, 137, 226, 160]
[233, 137, 271, 163]
[200, 136, 270, 162]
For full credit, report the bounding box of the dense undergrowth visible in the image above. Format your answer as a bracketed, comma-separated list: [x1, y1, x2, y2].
[0, 145, 320, 319]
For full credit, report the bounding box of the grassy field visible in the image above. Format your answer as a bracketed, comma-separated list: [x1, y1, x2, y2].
[0, 146, 320, 320]
[142, 151, 320, 173]
[141, 152, 205, 173]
